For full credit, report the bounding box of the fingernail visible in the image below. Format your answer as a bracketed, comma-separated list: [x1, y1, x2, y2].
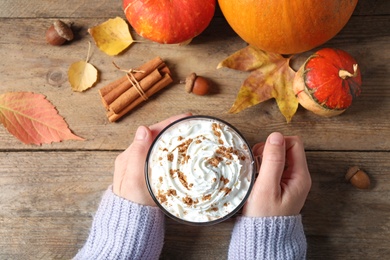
[268, 132, 284, 145]
[135, 126, 148, 140]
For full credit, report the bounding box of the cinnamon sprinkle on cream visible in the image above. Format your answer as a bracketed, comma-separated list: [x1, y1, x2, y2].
[157, 190, 167, 203]
[202, 194, 212, 201]
[221, 187, 232, 196]
[207, 157, 220, 167]
[167, 189, 177, 196]
[177, 170, 190, 189]
[183, 196, 194, 206]
[220, 176, 229, 185]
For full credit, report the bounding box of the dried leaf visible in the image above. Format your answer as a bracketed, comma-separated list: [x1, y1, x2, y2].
[68, 60, 98, 92]
[88, 17, 135, 56]
[0, 92, 84, 145]
[218, 46, 298, 123]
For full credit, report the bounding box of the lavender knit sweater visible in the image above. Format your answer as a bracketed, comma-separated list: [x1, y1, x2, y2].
[75, 187, 306, 259]
[74, 188, 165, 260]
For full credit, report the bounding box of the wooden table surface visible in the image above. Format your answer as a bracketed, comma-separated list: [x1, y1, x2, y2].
[1, 1, 389, 259]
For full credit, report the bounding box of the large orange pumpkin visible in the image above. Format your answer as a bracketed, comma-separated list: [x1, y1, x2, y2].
[218, 0, 358, 54]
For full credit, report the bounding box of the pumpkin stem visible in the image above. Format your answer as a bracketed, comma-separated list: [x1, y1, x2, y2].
[339, 64, 358, 79]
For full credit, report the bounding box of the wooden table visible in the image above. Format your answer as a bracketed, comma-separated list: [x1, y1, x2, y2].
[0, 1, 389, 259]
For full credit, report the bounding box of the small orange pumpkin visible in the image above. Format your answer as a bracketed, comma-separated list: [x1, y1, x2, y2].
[123, 0, 216, 44]
[218, 0, 358, 54]
[293, 48, 362, 117]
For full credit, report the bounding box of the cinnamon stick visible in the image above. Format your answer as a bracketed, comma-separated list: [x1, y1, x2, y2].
[107, 73, 173, 122]
[99, 57, 174, 122]
[99, 76, 127, 97]
[99, 56, 164, 107]
[109, 68, 163, 114]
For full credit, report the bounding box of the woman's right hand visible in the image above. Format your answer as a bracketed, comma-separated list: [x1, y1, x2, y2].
[243, 132, 312, 217]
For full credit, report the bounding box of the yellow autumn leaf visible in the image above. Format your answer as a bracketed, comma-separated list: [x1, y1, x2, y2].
[218, 46, 298, 123]
[88, 17, 135, 56]
[68, 60, 98, 92]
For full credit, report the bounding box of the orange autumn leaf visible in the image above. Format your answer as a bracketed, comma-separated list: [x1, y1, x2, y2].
[0, 92, 84, 145]
[217, 46, 298, 123]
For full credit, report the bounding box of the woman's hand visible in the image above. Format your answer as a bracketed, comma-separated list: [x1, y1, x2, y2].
[243, 132, 312, 217]
[112, 113, 192, 206]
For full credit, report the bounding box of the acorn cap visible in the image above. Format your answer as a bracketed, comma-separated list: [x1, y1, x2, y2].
[53, 20, 74, 41]
[345, 166, 360, 181]
[185, 72, 197, 93]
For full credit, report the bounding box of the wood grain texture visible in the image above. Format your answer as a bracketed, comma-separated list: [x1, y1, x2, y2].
[0, 0, 389, 259]
[0, 151, 388, 259]
[0, 1, 123, 18]
[0, 16, 389, 151]
[0, 151, 115, 259]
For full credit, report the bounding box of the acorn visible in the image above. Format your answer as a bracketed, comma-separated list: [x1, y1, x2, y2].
[345, 166, 371, 189]
[184, 73, 211, 96]
[46, 20, 74, 46]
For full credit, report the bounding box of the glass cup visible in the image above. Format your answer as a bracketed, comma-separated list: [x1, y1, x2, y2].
[145, 115, 255, 225]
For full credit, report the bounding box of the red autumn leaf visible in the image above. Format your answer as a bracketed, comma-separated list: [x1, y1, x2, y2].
[217, 46, 298, 123]
[0, 92, 84, 145]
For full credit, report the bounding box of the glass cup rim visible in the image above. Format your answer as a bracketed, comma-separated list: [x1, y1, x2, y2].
[145, 115, 256, 226]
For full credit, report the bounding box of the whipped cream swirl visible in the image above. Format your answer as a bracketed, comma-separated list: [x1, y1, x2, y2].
[147, 117, 254, 223]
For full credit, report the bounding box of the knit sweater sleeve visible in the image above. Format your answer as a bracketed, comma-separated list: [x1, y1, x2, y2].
[228, 215, 307, 260]
[74, 186, 165, 260]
